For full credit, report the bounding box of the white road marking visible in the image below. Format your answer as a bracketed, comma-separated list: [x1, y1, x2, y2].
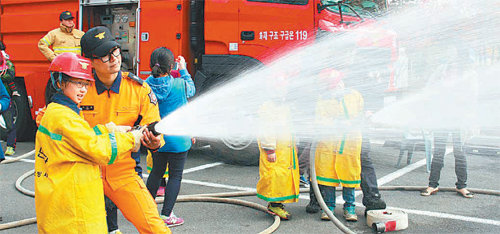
[182, 179, 256, 192]
[180, 178, 500, 226]
[142, 162, 224, 178]
[392, 206, 500, 226]
[184, 162, 224, 174]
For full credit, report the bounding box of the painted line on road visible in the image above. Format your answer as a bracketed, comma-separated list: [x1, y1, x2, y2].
[392, 206, 500, 226]
[181, 179, 309, 200]
[180, 178, 500, 226]
[142, 162, 224, 178]
[377, 145, 451, 186]
[377, 158, 426, 185]
[183, 179, 256, 192]
[184, 162, 224, 174]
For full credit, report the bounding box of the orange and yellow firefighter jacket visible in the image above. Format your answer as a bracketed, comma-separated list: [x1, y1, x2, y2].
[38, 24, 84, 61]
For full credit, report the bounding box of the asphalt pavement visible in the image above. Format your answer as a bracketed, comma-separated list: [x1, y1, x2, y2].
[1, 141, 499, 233]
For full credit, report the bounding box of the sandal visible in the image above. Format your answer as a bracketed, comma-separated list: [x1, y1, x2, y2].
[456, 188, 474, 198]
[420, 187, 439, 196]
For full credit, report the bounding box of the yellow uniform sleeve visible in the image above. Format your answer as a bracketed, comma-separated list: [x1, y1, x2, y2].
[38, 30, 56, 61]
[59, 116, 136, 165]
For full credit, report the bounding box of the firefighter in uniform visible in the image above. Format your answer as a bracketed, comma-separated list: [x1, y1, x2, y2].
[35, 53, 143, 233]
[38, 11, 84, 62]
[80, 26, 170, 233]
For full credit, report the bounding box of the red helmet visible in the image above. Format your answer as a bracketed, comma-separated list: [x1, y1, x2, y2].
[319, 68, 344, 89]
[49, 53, 94, 81]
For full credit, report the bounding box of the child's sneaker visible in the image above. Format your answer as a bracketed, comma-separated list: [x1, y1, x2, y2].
[267, 203, 291, 220]
[343, 206, 358, 222]
[5, 146, 15, 156]
[161, 213, 184, 227]
[299, 175, 309, 188]
[320, 207, 334, 220]
[320, 211, 330, 220]
[156, 186, 165, 197]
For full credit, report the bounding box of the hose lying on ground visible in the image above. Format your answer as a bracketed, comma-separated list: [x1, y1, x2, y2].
[0, 150, 35, 164]
[4, 169, 284, 233]
[5, 166, 500, 232]
[308, 140, 500, 234]
[309, 140, 356, 234]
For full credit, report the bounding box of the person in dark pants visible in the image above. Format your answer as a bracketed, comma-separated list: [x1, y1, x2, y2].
[421, 130, 472, 198]
[145, 47, 195, 227]
[147, 151, 188, 226]
[359, 136, 386, 212]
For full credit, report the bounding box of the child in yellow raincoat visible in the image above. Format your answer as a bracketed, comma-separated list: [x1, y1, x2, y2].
[312, 69, 363, 222]
[35, 53, 144, 233]
[256, 74, 300, 220]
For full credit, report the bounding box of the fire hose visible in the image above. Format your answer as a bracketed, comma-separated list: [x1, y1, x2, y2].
[0, 150, 35, 164]
[2, 153, 500, 232]
[308, 140, 500, 233]
[2, 168, 305, 233]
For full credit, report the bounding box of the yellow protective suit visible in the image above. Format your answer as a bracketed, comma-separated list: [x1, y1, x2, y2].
[35, 102, 136, 234]
[256, 101, 300, 203]
[38, 24, 84, 61]
[314, 89, 364, 188]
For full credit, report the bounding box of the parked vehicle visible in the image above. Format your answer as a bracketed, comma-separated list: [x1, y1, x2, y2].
[0, 0, 398, 164]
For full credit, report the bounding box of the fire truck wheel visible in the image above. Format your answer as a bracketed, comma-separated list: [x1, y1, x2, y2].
[210, 138, 260, 166]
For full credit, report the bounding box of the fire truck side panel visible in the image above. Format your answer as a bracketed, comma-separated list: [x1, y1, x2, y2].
[238, 0, 316, 64]
[203, 0, 238, 56]
[138, 0, 192, 78]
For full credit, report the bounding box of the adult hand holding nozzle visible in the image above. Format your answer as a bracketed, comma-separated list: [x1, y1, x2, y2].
[141, 121, 162, 150]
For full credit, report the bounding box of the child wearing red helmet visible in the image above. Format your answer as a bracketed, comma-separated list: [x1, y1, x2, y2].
[34, 53, 144, 233]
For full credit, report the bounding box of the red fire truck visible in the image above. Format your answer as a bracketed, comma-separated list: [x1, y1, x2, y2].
[0, 0, 398, 164]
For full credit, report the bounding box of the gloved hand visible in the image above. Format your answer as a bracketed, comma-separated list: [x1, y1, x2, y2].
[130, 126, 146, 152]
[12, 91, 20, 97]
[105, 122, 131, 133]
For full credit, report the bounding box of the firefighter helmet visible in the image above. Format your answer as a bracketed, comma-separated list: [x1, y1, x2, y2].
[49, 52, 94, 81]
[319, 68, 343, 89]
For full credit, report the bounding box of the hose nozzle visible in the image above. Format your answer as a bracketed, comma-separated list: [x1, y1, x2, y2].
[146, 121, 160, 136]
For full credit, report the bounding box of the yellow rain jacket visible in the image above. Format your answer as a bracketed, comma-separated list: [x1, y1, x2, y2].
[35, 97, 136, 233]
[256, 101, 300, 203]
[38, 24, 84, 61]
[314, 89, 364, 188]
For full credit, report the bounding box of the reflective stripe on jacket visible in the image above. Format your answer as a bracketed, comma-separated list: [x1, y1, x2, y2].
[314, 89, 364, 188]
[257, 101, 300, 203]
[35, 101, 136, 233]
[38, 24, 84, 61]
